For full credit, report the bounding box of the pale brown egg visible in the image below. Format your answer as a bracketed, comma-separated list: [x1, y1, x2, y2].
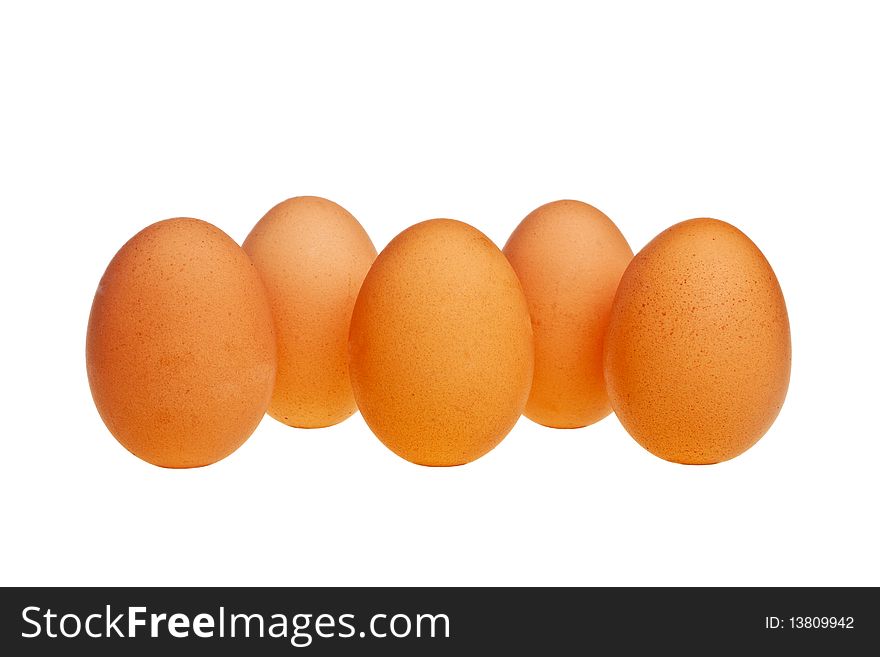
[243, 197, 377, 428]
[604, 218, 791, 464]
[86, 218, 277, 468]
[503, 200, 633, 428]
[349, 219, 534, 466]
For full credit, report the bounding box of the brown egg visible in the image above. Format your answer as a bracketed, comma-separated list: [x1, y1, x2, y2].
[243, 197, 377, 428]
[503, 200, 633, 428]
[349, 219, 534, 466]
[86, 218, 277, 468]
[604, 218, 791, 464]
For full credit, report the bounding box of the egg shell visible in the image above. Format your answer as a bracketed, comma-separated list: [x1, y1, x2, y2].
[503, 200, 633, 428]
[603, 218, 791, 464]
[86, 218, 277, 468]
[243, 197, 377, 428]
[349, 219, 534, 466]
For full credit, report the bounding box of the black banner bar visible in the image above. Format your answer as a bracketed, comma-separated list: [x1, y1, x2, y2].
[2, 587, 876, 654]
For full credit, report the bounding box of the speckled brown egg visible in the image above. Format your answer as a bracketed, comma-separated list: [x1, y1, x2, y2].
[86, 218, 277, 468]
[349, 219, 534, 466]
[243, 197, 377, 428]
[503, 200, 633, 429]
[603, 218, 791, 464]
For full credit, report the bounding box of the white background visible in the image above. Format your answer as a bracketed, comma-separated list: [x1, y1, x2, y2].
[1, 1, 878, 587]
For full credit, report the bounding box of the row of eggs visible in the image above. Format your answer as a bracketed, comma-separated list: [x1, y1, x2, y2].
[86, 197, 791, 468]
